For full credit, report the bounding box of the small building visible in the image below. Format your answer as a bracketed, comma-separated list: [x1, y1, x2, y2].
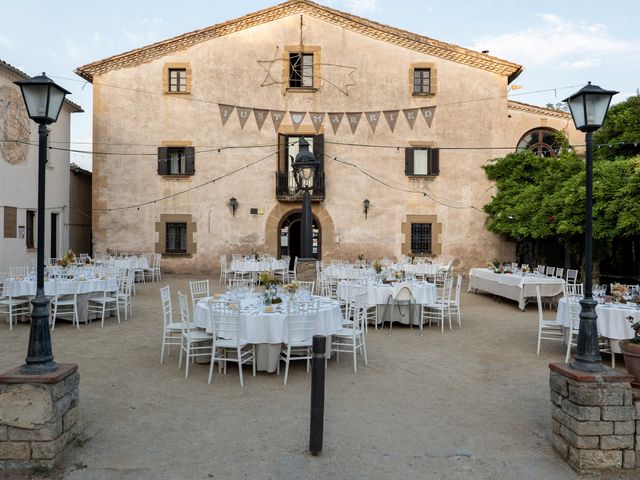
[0, 59, 83, 272]
[68, 163, 92, 255]
[76, 0, 580, 273]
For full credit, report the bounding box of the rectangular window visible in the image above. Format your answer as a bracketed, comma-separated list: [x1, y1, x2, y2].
[168, 68, 187, 92]
[168, 148, 186, 175]
[289, 53, 314, 88]
[411, 223, 432, 254]
[277, 134, 324, 196]
[26, 210, 35, 249]
[157, 146, 195, 176]
[413, 68, 431, 94]
[165, 223, 187, 253]
[405, 148, 440, 177]
[3, 206, 17, 238]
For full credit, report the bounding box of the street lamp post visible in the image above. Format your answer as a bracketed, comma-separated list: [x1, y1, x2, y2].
[563, 82, 617, 372]
[291, 138, 320, 259]
[14, 73, 70, 375]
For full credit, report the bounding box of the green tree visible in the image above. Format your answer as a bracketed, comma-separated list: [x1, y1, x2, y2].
[594, 93, 640, 160]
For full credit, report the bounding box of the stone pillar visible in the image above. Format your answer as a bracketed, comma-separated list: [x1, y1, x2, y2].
[296, 259, 317, 283]
[0, 364, 79, 471]
[549, 363, 639, 472]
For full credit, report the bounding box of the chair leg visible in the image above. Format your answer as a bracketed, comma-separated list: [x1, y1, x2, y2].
[284, 346, 291, 385]
[565, 334, 572, 363]
[185, 345, 191, 378]
[352, 336, 357, 374]
[160, 336, 166, 364]
[208, 347, 215, 384]
[237, 348, 244, 387]
[536, 329, 542, 356]
[178, 345, 184, 369]
[362, 335, 368, 366]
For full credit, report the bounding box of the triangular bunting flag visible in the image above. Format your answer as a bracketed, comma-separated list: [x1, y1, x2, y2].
[328, 112, 344, 135]
[270, 110, 286, 132]
[365, 111, 380, 133]
[420, 107, 436, 128]
[219, 104, 235, 126]
[383, 110, 399, 132]
[290, 111, 307, 131]
[310, 112, 325, 133]
[346, 112, 362, 134]
[253, 109, 269, 131]
[236, 107, 252, 129]
[403, 109, 419, 129]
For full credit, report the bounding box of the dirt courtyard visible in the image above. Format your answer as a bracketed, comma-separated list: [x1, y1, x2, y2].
[1, 274, 636, 480]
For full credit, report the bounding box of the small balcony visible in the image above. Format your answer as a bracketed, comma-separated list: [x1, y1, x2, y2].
[275, 171, 325, 202]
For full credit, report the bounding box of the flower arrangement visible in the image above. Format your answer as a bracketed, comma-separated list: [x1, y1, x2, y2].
[259, 271, 277, 288]
[57, 249, 76, 268]
[84, 256, 92, 264]
[284, 281, 300, 294]
[488, 259, 512, 274]
[394, 270, 403, 279]
[626, 316, 640, 344]
[357, 253, 365, 262]
[521, 264, 530, 273]
[373, 260, 382, 274]
[611, 283, 628, 303]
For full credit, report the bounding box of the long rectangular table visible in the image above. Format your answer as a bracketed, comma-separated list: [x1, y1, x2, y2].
[468, 268, 565, 310]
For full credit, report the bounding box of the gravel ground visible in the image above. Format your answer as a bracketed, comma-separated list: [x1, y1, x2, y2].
[1, 274, 637, 480]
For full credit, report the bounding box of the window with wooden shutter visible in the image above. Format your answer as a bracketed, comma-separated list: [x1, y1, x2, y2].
[184, 147, 195, 175]
[157, 147, 169, 175]
[405, 148, 440, 177]
[26, 210, 35, 248]
[3, 206, 17, 238]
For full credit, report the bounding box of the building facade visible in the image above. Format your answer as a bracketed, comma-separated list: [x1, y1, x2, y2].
[76, 0, 581, 273]
[0, 59, 83, 273]
[68, 164, 92, 255]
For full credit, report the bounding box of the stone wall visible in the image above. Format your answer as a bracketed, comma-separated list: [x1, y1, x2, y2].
[549, 363, 640, 472]
[0, 364, 79, 471]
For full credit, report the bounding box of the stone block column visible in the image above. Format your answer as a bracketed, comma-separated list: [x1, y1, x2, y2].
[0, 364, 79, 471]
[549, 363, 639, 472]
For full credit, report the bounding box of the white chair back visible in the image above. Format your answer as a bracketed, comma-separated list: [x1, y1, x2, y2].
[160, 285, 172, 328]
[209, 300, 242, 347]
[566, 269, 579, 284]
[177, 292, 193, 340]
[189, 280, 210, 311]
[286, 300, 319, 344]
[555, 267, 564, 279]
[392, 282, 415, 302]
[9, 266, 29, 277]
[567, 283, 584, 297]
[546, 266, 555, 277]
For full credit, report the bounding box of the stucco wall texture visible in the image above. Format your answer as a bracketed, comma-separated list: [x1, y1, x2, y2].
[89, 14, 581, 273]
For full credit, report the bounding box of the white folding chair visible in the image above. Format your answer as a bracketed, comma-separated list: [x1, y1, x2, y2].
[0, 277, 30, 330]
[535, 286, 564, 355]
[189, 279, 210, 313]
[449, 274, 463, 327]
[566, 269, 579, 284]
[208, 300, 255, 387]
[421, 272, 453, 334]
[87, 278, 120, 327]
[116, 268, 134, 320]
[278, 299, 318, 385]
[555, 267, 564, 279]
[564, 289, 582, 363]
[288, 257, 298, 282]
[227, 278, 253, 289]
[536, 265, 545, 275]
[297, 281, 315, 295]
[160, 285, 191, 363]
[51, 279, 80, 330]
[177, 292, 212, 378]
[331, 292, 368, 373]
[9, 266, 29, 277]
[219, 255, 229, 285]
[546, 266, 556, 277]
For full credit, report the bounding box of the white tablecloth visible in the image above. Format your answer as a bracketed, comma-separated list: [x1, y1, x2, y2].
[393, 263, 441, 276]
[193, 294, 343, 372]
[3, 278, 118, 323]
[556, 298, 637, 340]
[323, 266, 375, 281]
[468, 268, 565, 310]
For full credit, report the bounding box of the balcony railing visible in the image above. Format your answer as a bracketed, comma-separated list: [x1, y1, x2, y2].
[275, 171, 325, 201]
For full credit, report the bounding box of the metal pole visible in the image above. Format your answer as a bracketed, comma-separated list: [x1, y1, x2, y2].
[300, 188, 313, 259]
[23, 124, 57, 374]
[309, 335, 326, 456]
[571, 131, 603, 372]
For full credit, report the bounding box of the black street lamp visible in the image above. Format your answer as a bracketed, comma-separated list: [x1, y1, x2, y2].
[291, 138, 320, 259]
[563, 82, 617, 372]
[14, 73, 70, 374]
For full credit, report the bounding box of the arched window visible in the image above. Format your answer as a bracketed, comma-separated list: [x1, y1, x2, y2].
[517, 128, 561, 157]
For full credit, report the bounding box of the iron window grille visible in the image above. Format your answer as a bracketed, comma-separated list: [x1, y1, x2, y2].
[410, 223, 432, 254]
[289, 53, 314, 88]
[166, 222, 187, 253]
[413, 68, 431, 94]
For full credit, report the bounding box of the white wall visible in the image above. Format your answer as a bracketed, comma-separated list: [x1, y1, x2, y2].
[0, 66, 76, 273]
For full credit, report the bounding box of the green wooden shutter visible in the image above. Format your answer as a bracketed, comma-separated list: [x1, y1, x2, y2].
[429, 148, 440, 176]
[157, 147, 168, 175]
[185, 147, 195, 175]
[404, 148, 414, 176]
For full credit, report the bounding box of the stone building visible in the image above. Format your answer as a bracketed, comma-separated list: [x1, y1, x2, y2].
[75, 0, 581, 273]
[0, 59, 83, 273]
[68, 164, 92, 255]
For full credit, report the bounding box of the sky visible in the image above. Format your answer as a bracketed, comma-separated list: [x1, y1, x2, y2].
[1, 0, 639, 170]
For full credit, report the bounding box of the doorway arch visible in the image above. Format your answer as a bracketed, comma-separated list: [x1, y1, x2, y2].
[265, 203, 336, 262]
[278, 210, 321, 270]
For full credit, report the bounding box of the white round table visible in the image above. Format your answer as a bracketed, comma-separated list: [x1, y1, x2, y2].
[193, 294, 343, 372]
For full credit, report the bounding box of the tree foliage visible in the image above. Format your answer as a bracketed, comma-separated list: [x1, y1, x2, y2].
[594, 93, 640, 160]
[483, 150, 640, 240]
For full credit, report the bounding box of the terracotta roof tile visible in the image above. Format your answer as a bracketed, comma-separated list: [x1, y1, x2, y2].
[507, 100, 572, 119]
